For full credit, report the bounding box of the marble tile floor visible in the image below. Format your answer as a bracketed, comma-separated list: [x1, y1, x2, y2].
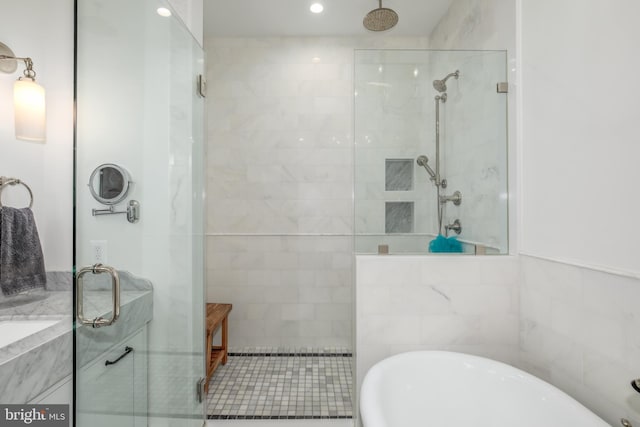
[207, 420, 353, 427]
[207, 348, 353, 420]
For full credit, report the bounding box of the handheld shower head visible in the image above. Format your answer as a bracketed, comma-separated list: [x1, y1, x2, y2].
[432, 70, 460, 93]
[417, 155, 436, 181]
[416, 155, 429, 166]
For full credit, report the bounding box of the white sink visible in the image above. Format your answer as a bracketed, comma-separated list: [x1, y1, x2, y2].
[0, 319, 60, 348]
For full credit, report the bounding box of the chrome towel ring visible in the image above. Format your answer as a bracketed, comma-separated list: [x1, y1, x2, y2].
[0, 176, 34, 209]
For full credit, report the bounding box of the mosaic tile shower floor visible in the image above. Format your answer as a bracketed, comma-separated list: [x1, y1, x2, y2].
[207, 348, 353, 420]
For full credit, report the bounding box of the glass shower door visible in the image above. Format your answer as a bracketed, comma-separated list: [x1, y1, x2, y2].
[354, 49, 508, 254]
[74, 1, 205, 426]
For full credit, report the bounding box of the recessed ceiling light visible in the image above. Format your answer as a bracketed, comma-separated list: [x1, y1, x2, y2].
[312, 57, 321, 63]
[310, 3, 324, 13]
[157, 7, 172, 17]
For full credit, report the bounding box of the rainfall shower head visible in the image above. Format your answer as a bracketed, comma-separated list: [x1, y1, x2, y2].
[416, 155, 436, 180]
[433, 70, 460, 93]
[363, 0, 399, 32]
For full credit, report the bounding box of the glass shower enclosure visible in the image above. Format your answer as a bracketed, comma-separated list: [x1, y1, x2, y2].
[355, 49, 509, 255]
[74, 1, 205, 426]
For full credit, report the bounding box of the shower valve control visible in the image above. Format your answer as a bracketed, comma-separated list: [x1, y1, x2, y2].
[440, 190, 462, 206]
[446, 219, 462, 235]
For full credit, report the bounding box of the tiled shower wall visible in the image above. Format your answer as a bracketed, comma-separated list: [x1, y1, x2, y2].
[205, 37, 428, 348]
[354, 49, 508, 254]
[354, 51, 436, 254]
[519, 256, 640, 426]
[438, 51, 508, 252]
[206, 236, 352, 348]
[205, 37, 353, 348]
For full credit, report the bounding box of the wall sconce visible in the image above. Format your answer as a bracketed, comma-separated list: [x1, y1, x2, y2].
[0, 41, 46, 142]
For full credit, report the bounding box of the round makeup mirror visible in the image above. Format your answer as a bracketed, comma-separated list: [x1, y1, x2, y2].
[88, 163, 132, 205]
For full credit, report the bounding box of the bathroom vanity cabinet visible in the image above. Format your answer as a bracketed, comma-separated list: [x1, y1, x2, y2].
[76, 326, 148, 427]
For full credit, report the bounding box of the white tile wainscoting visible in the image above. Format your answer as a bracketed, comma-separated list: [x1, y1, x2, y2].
[355, 255, 520, 394]
[519, 255, 640, 426]
[356, 254, 640, 426]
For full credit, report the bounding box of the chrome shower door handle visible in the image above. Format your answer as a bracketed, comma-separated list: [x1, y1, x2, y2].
[76, 264, 121, 328]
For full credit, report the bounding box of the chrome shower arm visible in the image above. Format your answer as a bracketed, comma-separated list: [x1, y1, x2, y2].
[416, 155, 436, 181]
[422, 163, 437, 181]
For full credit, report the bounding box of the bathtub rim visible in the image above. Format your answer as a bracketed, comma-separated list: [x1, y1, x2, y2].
[360, 350, 609, 427]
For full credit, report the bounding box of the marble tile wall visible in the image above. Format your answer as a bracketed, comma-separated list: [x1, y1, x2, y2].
[519, 255, 640, 425]
[0, 271, 151, 404]
[205, 37, 428, 347]
[356, 255, 519, 393]
[439, 51, 508, 252]
[206, 37, 354, 236]
[354, 49, 508, 253]
[207, 236, 352, 348]
[354, 51, 436, 250]
[205, 37, 355, 348]
[428, 0, 518, 255]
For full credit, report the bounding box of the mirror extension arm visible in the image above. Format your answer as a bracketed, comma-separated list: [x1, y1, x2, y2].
[92, 200, 140, 224]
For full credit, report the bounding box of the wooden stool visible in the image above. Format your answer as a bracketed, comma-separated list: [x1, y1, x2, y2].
[205, 303, 232, 393]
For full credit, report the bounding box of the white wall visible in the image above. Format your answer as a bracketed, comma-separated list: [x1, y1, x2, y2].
[0, 0, 74, 271]
[519, 0, 640, 275]
[518, 1, 640, 424]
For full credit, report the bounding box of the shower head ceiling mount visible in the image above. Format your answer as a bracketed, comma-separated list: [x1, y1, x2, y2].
[363, 0, 399, 32]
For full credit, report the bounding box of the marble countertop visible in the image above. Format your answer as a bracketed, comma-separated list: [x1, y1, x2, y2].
[0, 271, 153, 403]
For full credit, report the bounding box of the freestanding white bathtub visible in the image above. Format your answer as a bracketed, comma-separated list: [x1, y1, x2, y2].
[360, 351, 609, 427]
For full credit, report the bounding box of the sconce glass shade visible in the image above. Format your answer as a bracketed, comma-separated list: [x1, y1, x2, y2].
[14, 77, 46, 142]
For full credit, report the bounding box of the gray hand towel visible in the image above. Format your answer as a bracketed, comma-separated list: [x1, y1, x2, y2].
[0, 207, 46, 296]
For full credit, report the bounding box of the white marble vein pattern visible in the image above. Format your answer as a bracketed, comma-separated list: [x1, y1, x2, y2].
[0, 326, 73, 403]
[385, 159, 414, 191]
[355, 255, 519, 394]
[76, 290, 153, 367]
[206, 37, 432, 237]
[0, 271, 153, 404]
[385, 202, 414, 233]
[207, 235, 352, 349]
[519, 256, 640, 426]
[206, 38, 355, 235]
[0, 285, 73, 403]
[354, 49, 508, 253]
[45, 271, 73, 291]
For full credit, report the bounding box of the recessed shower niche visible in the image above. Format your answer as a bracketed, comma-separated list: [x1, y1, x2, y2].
[355, 49, 509, 254]
[385, 201, 414, 233]
[385, 159, 414, 191]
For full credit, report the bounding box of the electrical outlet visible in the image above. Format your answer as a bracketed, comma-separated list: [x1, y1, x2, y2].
[90, 240, 108, 264]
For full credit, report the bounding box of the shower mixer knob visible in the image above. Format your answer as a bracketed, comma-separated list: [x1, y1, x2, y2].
[440, 190, 462, 206]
